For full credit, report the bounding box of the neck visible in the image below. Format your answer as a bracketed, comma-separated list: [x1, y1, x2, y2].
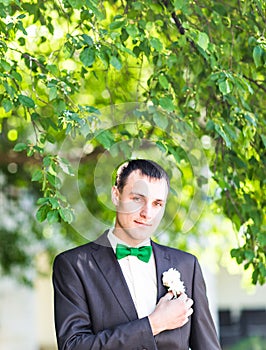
[112, 227, 150, 247]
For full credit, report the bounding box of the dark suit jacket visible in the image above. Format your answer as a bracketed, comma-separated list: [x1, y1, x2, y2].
[53, 231, 221, 350]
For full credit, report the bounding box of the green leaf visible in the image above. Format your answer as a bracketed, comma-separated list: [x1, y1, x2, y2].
[110, 56, 122, 70]
[4, 82, 15, 99]
[16, 20, 27, 35]
[168, 145, 185, 163]
[214, 122, 232, 148]
[2, 98, 13, 112]
[11, 70, 22, 82]
[83, 105, 100, 114]
[126, 24, 139, 38]
[48, 197, 60, 209]
[81, 34, 93, 46]
[36, 197, 50, 205]
[253, 46, 263, 68]
[47, 173, 58, 187]
[110, 20, 126, 30]
[31, 170, 43, 182]
[259, 262, 266, 277]
[156, 140, 168, 153]
[120, 27, 129, 42]
[213, 3, 227, 15]
[158, 96, 175, 112]
[153, 112, 168, 130]
[17, 36, 25, 46]
[18, 94, 35, 108]
[159, 74, 169, 89]
[80, 47, 95, 67]
[116, 43, 136, 57]
[139, 39, 151, 57]
[36, 205, 49, 222]
[85, 0, 105, 19]
[230, 248, 239, 258]
[43, 156, 52, 167]
[47, 64, 59, 75]
[218, 79, 233, 95]
[47, 210, 60, 224]
[58, 157, 75, 176]
[68, 0, 83, 9]
[95, 130, 114, 149]
[0, 59, 11, 71]
[231, 248, 244, 264]
[243, 113, 256, 126]
[63, 41, 75, 58]
[223, 123, 237, 141]
[260, 134, 266, 148]
[252, 268, 259, 284]
[0, 0, 13, 8]
[49, 86, 57, 101]
[150, 37, 163, 52]
[174, 0, 186, 10]
[197, 32, 209, 51]
[244, 250, 255, 260]
[13, 143, 27, 152]
[59, 207, 74, 223]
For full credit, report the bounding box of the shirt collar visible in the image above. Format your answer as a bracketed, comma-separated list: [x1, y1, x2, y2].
[107, 228, 151, 253]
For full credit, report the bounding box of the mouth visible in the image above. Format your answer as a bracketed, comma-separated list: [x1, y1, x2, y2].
[134, 220, 152, 227]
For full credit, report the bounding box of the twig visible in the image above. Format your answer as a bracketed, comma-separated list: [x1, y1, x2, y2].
[161, 0, 185, 35]
[243, 75, 266, 93]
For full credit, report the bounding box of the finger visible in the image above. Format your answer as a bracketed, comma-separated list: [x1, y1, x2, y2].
[164, 291, 174, 300]
[178, 293, 187, 302]
[186, 298, 194, 308]
[187, 307, 194, 317]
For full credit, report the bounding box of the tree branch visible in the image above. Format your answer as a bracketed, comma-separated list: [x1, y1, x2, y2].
[161, 0, 185, 35]
[243, 75, 266, 93]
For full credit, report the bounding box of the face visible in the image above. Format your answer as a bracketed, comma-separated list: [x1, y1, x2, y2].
[111, 170, 168, 246]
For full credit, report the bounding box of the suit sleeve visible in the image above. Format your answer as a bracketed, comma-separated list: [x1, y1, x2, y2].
[189, 258, 222, 350]
[53, 253, 157, 350]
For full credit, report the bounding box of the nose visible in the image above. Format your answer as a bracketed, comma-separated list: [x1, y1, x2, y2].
[140, 202, 152, 220]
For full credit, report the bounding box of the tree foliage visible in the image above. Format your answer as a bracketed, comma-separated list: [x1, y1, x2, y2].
[0, 0, 265, 284]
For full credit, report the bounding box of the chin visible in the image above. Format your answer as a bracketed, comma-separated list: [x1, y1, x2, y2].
[129, 227, 154, 240]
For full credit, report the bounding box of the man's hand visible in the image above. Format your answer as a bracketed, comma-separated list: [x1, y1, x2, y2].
[148, 292, 194, 336]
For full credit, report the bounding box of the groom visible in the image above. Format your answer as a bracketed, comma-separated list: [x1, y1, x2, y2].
[53, 159, 221, 349]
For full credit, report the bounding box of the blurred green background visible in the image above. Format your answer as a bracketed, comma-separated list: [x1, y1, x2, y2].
[0, 0, 265, 349]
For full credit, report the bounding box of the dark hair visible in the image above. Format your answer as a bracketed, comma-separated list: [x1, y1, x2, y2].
[115, 159, 170, 192]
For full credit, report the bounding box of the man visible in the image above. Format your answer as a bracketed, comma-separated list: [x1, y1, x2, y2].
[53, 159, 221, 349]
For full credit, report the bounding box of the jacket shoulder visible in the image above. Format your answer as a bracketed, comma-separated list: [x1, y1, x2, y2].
[54, 231, 110, 264]
[53, 241, 94, 265]
[152, 240, 197, 262]
[55, 231, 110, 259]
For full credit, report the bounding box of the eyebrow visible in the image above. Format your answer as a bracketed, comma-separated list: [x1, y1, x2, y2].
[130, 191, 166, 203]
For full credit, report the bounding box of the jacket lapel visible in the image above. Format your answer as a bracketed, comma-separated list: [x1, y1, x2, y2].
[91, 234, 174, 320]
[152, 241, 172, 302]
[91, 232, 138, 321]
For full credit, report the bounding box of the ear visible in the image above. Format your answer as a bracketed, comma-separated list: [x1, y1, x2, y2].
[111, 186, 119, 206]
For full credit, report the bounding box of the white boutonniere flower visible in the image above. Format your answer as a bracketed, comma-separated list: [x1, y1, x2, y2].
[162, 268, 185, 298]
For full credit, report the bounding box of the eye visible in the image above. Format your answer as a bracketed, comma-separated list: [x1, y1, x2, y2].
[132, 196, 142, 202]
[154, 201, 163, 207]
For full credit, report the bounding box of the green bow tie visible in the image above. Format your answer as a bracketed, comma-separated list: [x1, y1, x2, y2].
[116, 244, 152, 263]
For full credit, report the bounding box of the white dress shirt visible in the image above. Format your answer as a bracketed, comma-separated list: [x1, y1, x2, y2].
[107, 229, 157, 318]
